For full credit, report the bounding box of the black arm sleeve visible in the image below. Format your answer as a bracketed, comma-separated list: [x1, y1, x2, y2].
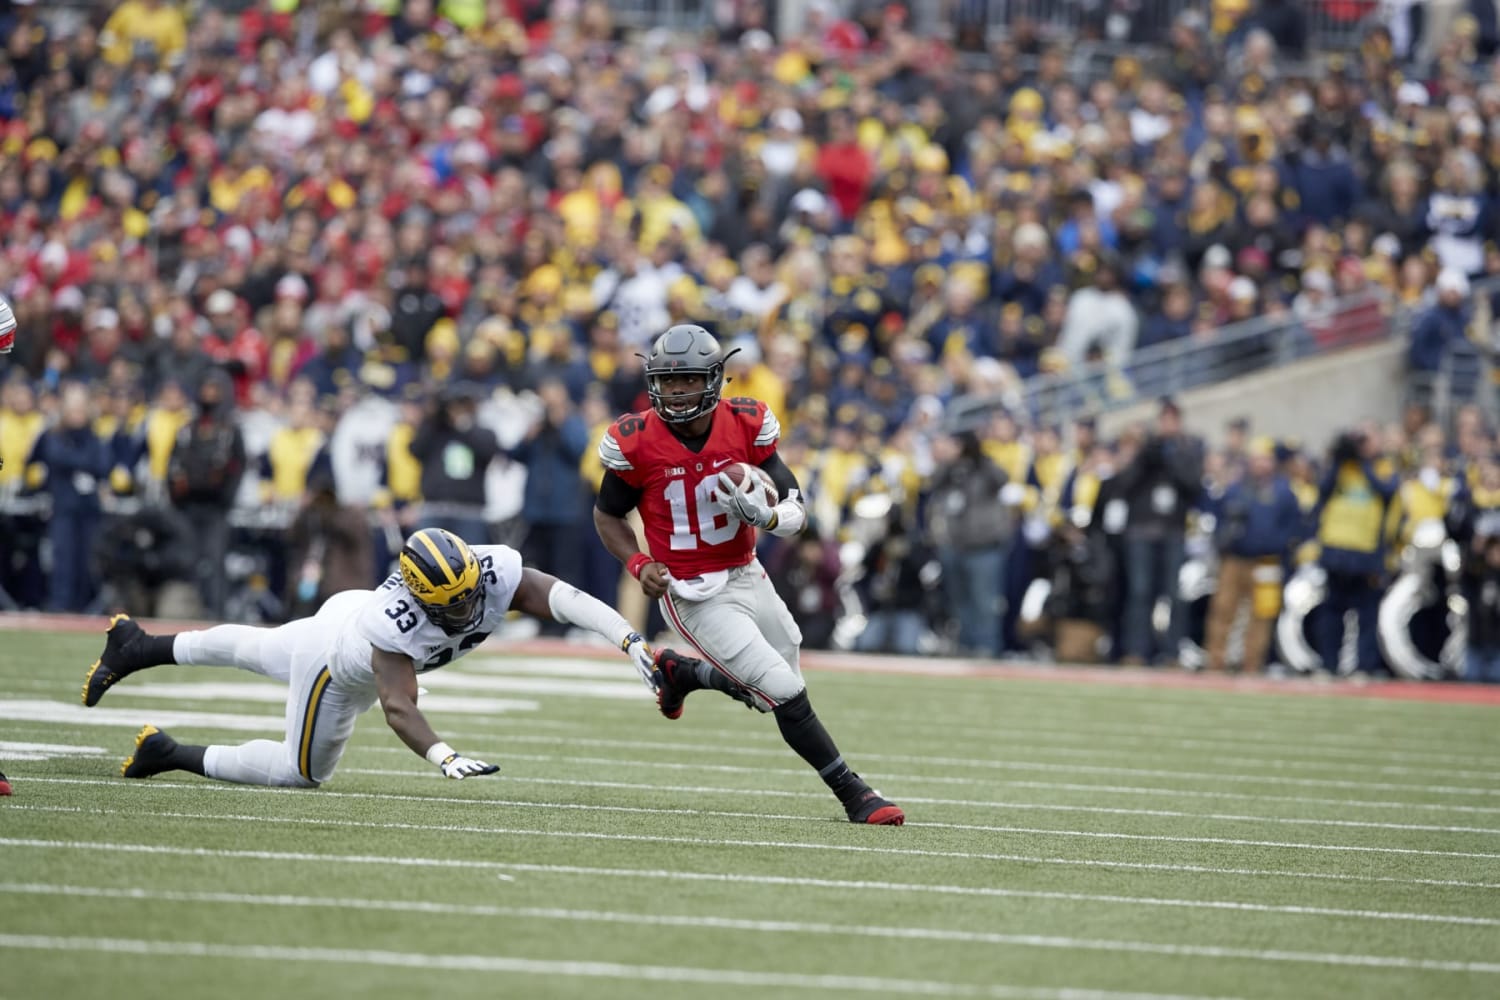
[756, 451, 802, 501]
[596, 469, 644, 517]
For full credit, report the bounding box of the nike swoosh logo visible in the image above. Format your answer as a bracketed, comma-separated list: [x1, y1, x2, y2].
[712, 458, 733, 469]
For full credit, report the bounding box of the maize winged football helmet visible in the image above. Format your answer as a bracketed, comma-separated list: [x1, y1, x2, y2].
[399, 528, 485, 634]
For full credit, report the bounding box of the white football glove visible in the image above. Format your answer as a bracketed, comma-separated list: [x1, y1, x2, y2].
[622, 631, 661, 692]
[716, 471, 776, 529]
[437, 751, 500, 779]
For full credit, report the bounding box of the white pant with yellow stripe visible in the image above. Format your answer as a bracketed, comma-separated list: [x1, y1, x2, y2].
[659, 559, 805, 712]
[173, 590, 378, 787]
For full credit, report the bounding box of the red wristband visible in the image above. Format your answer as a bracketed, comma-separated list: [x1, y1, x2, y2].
[627, 553, 652, 579]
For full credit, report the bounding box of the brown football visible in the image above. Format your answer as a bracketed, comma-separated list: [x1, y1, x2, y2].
[720, 462, 778, 507]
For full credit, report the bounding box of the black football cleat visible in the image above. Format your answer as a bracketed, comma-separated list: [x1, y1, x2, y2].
[846, 788, 905, 826]
[83, 615, 158, 707]
[652, 648, 701, 721]
[120, 725, 179, 779]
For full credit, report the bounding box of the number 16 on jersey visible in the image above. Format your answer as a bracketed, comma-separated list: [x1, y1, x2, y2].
[664, 474, 739, 550]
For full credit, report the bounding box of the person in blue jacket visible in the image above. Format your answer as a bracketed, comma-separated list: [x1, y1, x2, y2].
[1407, 269, 1473, 403]
[1203, 437, 1304, 673]
[506, 378, 591, 635]
[26, 382, 110, 611]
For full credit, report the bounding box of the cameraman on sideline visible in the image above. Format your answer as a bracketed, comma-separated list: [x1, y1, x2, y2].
[1312, 426, 1398, 676]
[1116, 398, 1204, 666]
[407, 383, 500, 545]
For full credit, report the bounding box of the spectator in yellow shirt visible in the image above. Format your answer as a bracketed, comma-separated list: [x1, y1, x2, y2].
[143, 380, 193, 485]
[0, 376, 45, 490]
[723, 341, 786, 426]
[101, 0, 188, 68]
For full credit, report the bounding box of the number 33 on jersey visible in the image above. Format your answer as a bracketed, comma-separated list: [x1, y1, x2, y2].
[358, 545, 523, 675]
[600, 397, 780, 578]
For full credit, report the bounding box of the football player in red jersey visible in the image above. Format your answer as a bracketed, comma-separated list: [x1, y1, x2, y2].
[0, 293, 15, 354]
[593, 325, 904, 825]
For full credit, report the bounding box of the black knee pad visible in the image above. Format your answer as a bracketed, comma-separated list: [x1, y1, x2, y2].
[773, 689, 813, 724]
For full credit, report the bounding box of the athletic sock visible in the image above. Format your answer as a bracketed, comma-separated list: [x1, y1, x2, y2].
[133, 738, 206, 778]
[773, 691, 871, 806]
[685, 660, 720, 693]
[140, 633, 178, 666]
[167, 743, 207, 776]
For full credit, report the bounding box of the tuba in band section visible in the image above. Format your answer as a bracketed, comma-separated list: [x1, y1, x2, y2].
[1377, 519, 1468, 680]
[1171, 514, 1218, 670]
[1275, 564, 1328, 674]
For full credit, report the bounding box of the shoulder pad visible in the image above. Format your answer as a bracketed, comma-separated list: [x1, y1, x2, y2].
[754, 403, 780, 449]
[600, 415, 646, 472]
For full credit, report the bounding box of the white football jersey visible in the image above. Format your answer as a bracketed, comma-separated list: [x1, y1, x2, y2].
[328, 395, 398, 507]
[327, 544, 524, 687]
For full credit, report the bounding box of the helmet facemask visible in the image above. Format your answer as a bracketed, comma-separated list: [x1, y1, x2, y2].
[398, 528, 486, 636]
[422, 584, 485, 635]
[646, 364, 725, 424]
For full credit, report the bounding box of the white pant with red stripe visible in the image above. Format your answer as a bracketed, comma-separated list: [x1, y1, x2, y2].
[660, 559, 804, 711]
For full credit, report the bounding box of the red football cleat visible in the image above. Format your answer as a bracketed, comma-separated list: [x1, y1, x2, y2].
[0, 771, 12, 796]
[846, 789, 904, 825]
[652, 649, 699, 721]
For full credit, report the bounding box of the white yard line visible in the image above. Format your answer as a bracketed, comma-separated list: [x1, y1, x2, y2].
[704, 717, 1500, 769]
[344, 754, 1500, 814]
[440, 701, 1500, 770]
[5, 822, 1497, 891]
[0, 886, 1494, 974]
[23, 775, 1500, 837]
[803, 703, 1500, 756]
[22, 697, 1497, 783]
[16, 665, 1497, 766]
[414, 733, 1500, 795]
[3, 841, 1496, 920]
[11, 655, 1495, 761]
[0, 879, 1490, 930]
[0, 700, 283, 733]
[0, 740, 109, 754]
[10, 723, 1500, 816]
[649, 724, 1500, 772]
[14, 802, 1500, 861]
[0, 934, 1236, 1000]
[12, 709, 1497, 797]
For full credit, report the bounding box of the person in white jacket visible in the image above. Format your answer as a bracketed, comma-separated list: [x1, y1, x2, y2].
[1056, 263, 1139, 370]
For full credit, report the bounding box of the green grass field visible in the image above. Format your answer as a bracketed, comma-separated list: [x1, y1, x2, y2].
[2, 622, 1499, 1000]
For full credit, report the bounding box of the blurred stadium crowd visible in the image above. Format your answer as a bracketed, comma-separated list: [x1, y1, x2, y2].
[6, 0, 1500, 680]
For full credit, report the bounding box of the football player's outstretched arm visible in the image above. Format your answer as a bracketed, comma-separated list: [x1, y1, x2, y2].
[371, 646, 498, 779]
[594, 470, 671, 599]
[512, 567, 661, 690]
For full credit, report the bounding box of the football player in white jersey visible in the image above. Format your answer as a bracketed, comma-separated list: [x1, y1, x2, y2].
[83, 527, 693, 787]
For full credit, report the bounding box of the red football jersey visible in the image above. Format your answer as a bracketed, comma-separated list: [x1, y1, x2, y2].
[601, 397, 781, 578]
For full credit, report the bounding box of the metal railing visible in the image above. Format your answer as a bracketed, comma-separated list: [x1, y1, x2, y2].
[908, 0, 1381, 52]
[583, 0, 711, 31]
[947, 276, 1500, 433]
[947, 286, 1404, 431]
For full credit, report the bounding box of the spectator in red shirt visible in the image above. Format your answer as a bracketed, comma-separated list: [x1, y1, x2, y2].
[816, 111, 873, 222]
[204, 290, 269, 407]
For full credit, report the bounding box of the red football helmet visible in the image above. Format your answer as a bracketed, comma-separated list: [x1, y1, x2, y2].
[0, 294, 15, 354]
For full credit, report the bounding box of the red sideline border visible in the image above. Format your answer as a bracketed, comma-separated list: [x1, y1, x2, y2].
[6, 611, 1500, 707]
